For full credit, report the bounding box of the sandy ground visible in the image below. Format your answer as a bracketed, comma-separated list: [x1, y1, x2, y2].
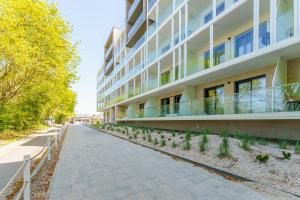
[103, 126, 300, 197]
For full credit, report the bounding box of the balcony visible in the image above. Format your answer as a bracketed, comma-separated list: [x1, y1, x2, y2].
[118, 83, 300, 119]
[104, 57, 114, 76]
[148, 0, 156, 11]
[128, 12, 145, 42]
[158, 3, 173, 27]
[128, 0, 143, 24]
[105, 43, 113, 61]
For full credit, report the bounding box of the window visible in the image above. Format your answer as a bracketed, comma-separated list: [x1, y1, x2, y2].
[214, 43, 225, 66]
[235, 29, 253, 58]
[174, 66, 179, 81]
[204, 51, 210, 69]
[204, 85, 224, 115]
[173, 95, 182, 114]
[259, 22, 270, 48]
[204, 12, 212, 24]
[139, 103, 145, 118]
[160, 70, 171, 86]
[161, 97, 170, 116]
[235, 76, 267, 113]
[216, 1, 225, 16]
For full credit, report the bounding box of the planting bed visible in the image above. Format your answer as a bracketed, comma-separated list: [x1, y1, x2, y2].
[93, 124, 300, 197]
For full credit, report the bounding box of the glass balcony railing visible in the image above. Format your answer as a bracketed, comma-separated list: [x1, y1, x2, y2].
[147, 50, 156, 64]
[128, 0, 141, 21]
[105, 43, 113, 60]
[128, 12, 145, 40]
[147, 22, 157, 38]
[148, 0, 156, 11]
[159, 38, 172, 56]
[175, 0, 184, 9]
[158, 3, 173, 26]
[147, 77, 158, 91]
[118, 82, 300, 119]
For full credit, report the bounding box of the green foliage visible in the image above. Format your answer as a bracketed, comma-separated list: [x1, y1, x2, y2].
[153, 138, 159, 145]
[218, 137, 230, 157]
[220, 129, 230, 138]
[171, 141, 177, 148]
[171, 130, 176, 137]
[295, 142, 300, 154]
[234, 131, 242, 139]
[147, 134, 152, 143]
[278, 139, 289, 149]
[199, 133, 208, 153]
[257, 137, 267, 145]
[142, 135, 146, 140]
[185, 130, 192, 141]
[182, 141, 191, 151]
[256, 154, 269, 163]
[160, 139, 166, 147]
[282, 151, 291, 160]
[240, 135, 251, 151]
[0, 0, 79, 132]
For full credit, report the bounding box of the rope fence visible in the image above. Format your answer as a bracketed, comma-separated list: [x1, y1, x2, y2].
[0, 125, 67, 200]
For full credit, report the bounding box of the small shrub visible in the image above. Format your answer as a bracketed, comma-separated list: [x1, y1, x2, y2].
[240, 135, 251, 151]
[218, 137, 230, 157]
[202, 131, 208, 144]
[185, 130, 192, 141]
[295, 142, 300, 154]
[199, 140, 207, 152]
[171, 141, 177, 148]
[234, 131, 242, 139]
[278, 139, 288, 149]
[256, 154, 269, 163]
[147, 134, 152, 143]
[142, 135, 146, 140]
[171, 130, 176, 137]
[182, 141, 191, 150]
[202, 128, 211, 136]
[133, 133, 137, 139]
[257, 137, 267, 145]
[153, 138, 159, 145]
[220, 129, 230, 138]
[160, 139, 166, 147]
[282, 151, 291, 160]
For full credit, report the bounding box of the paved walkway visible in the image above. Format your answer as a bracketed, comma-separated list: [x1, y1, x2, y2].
[0, 128, 57, 190]
[49, 125, 272, 200]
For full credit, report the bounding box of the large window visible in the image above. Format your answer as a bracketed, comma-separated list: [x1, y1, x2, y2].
[259, 22, 270, 48]
[204, 12, 212, 24]
[160, 70, 171, 86]
[204, 51, 210, 69]
[235, 75, 267, 113]
[277, 0, 294, 42]
[214, 43, 225, 66]
[161, 97, 170, 116]
[216, 1, 225, 16]
[204, 85, 224, 115]
[235, 29, 253, 58]
[173, 95, 182, 114]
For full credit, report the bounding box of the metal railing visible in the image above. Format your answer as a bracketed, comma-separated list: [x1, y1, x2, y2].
[0, 125, 67, 200]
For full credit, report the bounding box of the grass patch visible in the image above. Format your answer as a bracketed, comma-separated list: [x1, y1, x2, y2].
[218, 137, 230, 157]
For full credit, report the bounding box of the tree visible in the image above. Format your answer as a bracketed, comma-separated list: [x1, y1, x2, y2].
[0, 0, 79, 131]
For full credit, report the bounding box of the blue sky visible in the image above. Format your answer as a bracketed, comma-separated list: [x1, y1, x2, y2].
[56, 0, 125, 114]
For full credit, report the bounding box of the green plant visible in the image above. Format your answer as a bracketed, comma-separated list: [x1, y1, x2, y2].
[257, 137, 267, 145]
[282, 151, 291, 160]
[171, 130, 176, 137]
[234, 131, 242, 139]
[256, 154, 269, 163]
[160, 139, 166, 147]
[295, 142, 300, 154]
[220, 129, 230, 138]
[171, 141, 177, 148]
[218, 137, 230, 157]
[240, 135, 251, 151]
[153, 138, 159, 145]
[199, 140, 207, 152]
[278, 139, 289, 149]
[142, 135, 146, 140]
[147, 134, 152, 143]
[185, 130, 192, 141]
[182, 141, 191, 150]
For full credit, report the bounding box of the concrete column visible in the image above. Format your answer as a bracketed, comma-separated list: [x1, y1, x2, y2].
[270, 0, 277, 44]
[158, 61, 161, 86]
[144, 97, 160, 118]
[212, 0, 217, 18]
[253, 0, 260, 51]
[184, 43, 187, 77]
[209, 25, 214, 68]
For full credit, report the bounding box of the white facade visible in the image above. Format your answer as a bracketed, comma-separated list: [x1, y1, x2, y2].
[97, 0, 300, 124]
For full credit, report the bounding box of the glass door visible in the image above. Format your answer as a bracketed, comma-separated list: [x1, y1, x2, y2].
[235, 76, 266, 113]
[161, 97, 170, 116]
[204, 85, 224, 115]
[173, 95, 182, 114]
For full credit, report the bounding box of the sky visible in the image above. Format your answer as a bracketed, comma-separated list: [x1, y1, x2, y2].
[55, 0, 125, 115]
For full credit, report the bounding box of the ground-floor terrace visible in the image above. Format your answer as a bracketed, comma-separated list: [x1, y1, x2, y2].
[102, 55, 300, 140]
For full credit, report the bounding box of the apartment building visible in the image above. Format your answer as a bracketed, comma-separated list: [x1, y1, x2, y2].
[97, 0, 300, 139]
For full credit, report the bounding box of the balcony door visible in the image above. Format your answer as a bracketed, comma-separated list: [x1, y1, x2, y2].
[235, 75, 266, 113]
[204, 85, 224, 115]
[173, 95, 182, 114]
[161, 97, 170, 116]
